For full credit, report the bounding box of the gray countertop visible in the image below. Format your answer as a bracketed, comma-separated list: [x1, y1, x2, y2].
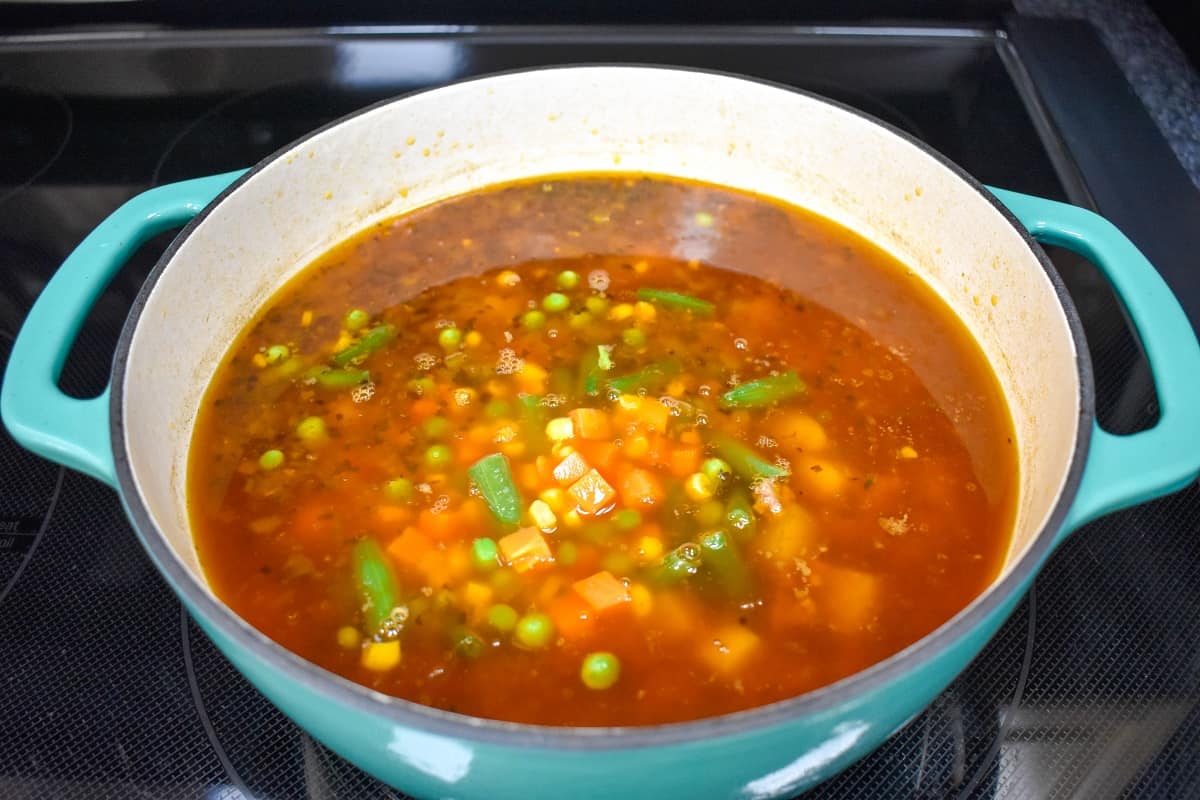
[1014, 0, 1200, 190]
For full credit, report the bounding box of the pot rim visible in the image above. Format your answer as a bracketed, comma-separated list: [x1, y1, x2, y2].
[110, 64, 1095, 750]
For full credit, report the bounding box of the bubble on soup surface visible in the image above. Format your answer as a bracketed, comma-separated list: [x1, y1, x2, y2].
[495, 348, 524, 375]
[414, 352, 439, 370]
[588, 270, 610, 292]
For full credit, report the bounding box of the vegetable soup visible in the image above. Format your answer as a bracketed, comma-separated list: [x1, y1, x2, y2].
[189, 175, 1017, 726]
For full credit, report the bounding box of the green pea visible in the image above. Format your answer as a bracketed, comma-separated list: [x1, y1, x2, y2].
[556, 540, 579, 567]
[621, 328, 646, 348]
[484, 399, 512, 418]
[424, 444, 453, 470]
[514, 612, 555, 649]
[613, 509, 642, 530]
[521, 310, 547, 330]
[258, 449, 284, 470]
[264, 344, 290, 364]
[423, 416, 451, 439]
[438, 327, 462, 350]
[580, 651, 621, 690]
[296, 416, 326, 442]
[345, 308, 369, 331]
[542, 292, 570, 313]
[451, 627, 485, 660]
[472, 538, 499, 572]
[489, 567, 519, 600]
[701, 457, 733, 483]
[486, 603, 518, 632]
[568, 311, 593, 330]
[384, 477, 413, 502]
[557, 270, 580, 289]
[585, 296, 610, 315]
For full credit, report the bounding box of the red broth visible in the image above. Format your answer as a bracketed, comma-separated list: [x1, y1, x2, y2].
[188, 175, 1017, 726]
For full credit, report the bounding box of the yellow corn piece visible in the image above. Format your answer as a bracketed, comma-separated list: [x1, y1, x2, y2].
[497, 270, 520, 287]
[609, 303, 634, 321]
[629, 583, 654, 618]
[633, 301, 657, 322]
[336, 626, 360, 649]
[464, 330, 483, 348]
[300, 309, 314, 327]
[562, 509, 584, 529]
[460, 581, 494, 621]
[530, 499, 558, 532]
[516, 362, 548, 394]
[252, 353, 268, 368]
[545, 417, 575, 442]
[539, 487, 567, 513]
[361, 640, 401, 672]
[635, 536, 664, 564]
[898, 445, 919, 459]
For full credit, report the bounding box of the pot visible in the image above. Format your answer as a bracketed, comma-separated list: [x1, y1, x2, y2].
[4, 66, 1199, 799]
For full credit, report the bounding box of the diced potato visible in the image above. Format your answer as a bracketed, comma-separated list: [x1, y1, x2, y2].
[567, 469, 618, 515]
[546, 416, 575, 442]
[756, 505, 815, 562]
[498, 528, 554, 573]
[813, 562, 880, 632]
[572, 570, 631, 612]
[771, 411, 828, 452]
[554, 451, 591, 484]
[699, 624, 760, 675]
[570, 407, 612, 440]
[797, 457, 847, 498]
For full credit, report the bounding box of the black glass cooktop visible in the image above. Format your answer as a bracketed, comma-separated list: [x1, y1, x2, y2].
[2, 21, 1199, 799]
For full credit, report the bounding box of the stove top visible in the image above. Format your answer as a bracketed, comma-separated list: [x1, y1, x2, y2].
[2, 21, 1199, 799]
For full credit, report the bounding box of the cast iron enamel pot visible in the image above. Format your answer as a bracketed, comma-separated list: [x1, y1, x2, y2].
[4, 67, 1200, 799]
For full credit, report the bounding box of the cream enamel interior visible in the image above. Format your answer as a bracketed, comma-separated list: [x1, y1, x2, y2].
[122, 66, 1079, 606]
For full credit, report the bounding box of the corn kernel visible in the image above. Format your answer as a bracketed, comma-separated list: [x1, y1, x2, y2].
[530, 499, 558, 532]
[539, 488, 567, 513]
[636, 536, 664, 563]
[632, 259, 650, 274]
[546, 417, 576, 442]
[334, 331, 353, 351]
[497, 270, 520, 287]
[252, 353, 268, 368]
[684, 472, 717, 501]
[898, 445, 919, 459]
[464, 330, 483, 348]
[517, 362, 548, 394]
[361, 640, 401, 672]
[562, 509, 583, 529]
[609, 303, 634, 321]
[499, 439, 527, 459]
[461, 581, 494, 616]
[617, 394, 640, 412]
[633, 301, 657, 322]
[629, 583, 654, 618]
[336, 626, 360, 649]
[300, 309, 313, 327]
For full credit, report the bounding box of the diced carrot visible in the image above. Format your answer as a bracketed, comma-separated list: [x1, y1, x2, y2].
[386, 526, 435, 572]
[536, 455, 557, 484]
[567, 469, 618, 515]
[459, 580, 495, 623]
[375, 505, 412, 525]
[410, 398, 439, 420]
[547, 592, 595, 642]
[615, 394, 670, 432]
[498, 527, 554, 573]
[569, 408, 612, 440]
[667, 446, 701, 478]
[536, 574, 566, 608]
[417, 507, 460, 541]
[620, 468, 664, 509]
[572, 570, 631, 613]
[289, 496, 341, 550]
[518, 462, 541, 493]
[572, 440, 618, 474]
[699, 624, 761, 675]
[553, 451, 591, 485]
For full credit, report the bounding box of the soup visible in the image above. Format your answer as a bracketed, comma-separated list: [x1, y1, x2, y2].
[188, 175, 1017, 726]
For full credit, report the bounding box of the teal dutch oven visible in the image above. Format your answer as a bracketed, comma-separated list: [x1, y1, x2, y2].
[4, 67, 1200, 798]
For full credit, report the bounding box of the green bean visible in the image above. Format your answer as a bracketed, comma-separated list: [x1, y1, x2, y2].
[468, 453, 523, 526]
[577, 347, 602, 397]
[606, 357, 682, 394]
[725, 487, 757, 541]
[353, 539, 400, 636]
[306, 366, 371, 389]
[651, 542, 702, 586]
[332, 323, 395, 367]
[636, 288, 715, 316]
[700, 530, 753, 601]
[720, 371, 806, 409]
[711, 435, 789, 481]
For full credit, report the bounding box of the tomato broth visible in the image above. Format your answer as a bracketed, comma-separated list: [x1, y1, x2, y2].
[188, 175, 1017, 726]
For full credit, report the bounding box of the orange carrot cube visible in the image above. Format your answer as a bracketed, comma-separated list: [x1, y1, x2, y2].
[567, 469, 618, 515]
[572, 571, 631, 613]
[553, 451, 591, 485]
[498, 527, 554, 573]
[569, 408, 612, 440]
[620, 467, 664, 508]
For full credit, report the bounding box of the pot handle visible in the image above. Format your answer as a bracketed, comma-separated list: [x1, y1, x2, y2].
[0, 170, 245, 489]
[989, 187, 1200, 536]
